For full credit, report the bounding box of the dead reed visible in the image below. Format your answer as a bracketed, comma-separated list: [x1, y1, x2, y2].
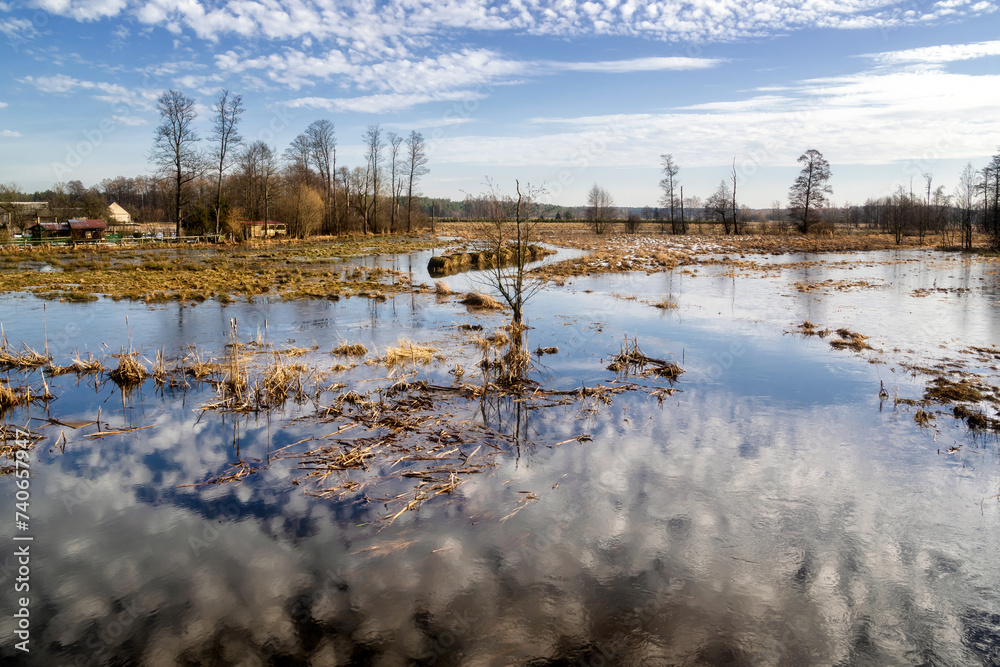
[152, 349, 168, 384]
[108, 351, 148, 387]
[434, 280, 454, 295]
[607, 336, 683, 379]
[0, 382, 32, 411]
[261, 352, 309, 407]
[650, 297, 677, 310]
[184, 348, 218, 379]
[0, 329, 50, 370]
[47, 351, 104, 376]
[829, 328, 872, 351]
[332, 341, 369, 356]
[460, 292, 503, 309]
[383, 339, 438, 368]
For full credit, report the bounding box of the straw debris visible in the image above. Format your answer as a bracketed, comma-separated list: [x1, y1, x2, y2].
[829, 328, 871, 351]
[460, 292, 503, 310]
[607, 337, 683, 379]
[383, 339, 438, 368]
[108, 351, 148, 388]
[332, 342, 368, 357]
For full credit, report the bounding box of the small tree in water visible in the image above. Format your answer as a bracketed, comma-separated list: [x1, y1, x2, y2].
[474, 179, 546, 327]
[473, 179, 547, 384]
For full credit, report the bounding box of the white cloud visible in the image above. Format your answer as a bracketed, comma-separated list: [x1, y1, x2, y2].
[0, 16, 37, 41]
[864, 39, 1000, 64]
[287, 89, 488, 114]
[222, 47, 721, 112]
[21, 74, 162, 111]
[0, 101, 7, 108]
[111, 114, 147, 126]
[30, 0, 127, 21]
[27, 0, 999, 48]
[0, 129, 21, 137]
[548, 56, 725, 73]
[432, 65, 1000, 171]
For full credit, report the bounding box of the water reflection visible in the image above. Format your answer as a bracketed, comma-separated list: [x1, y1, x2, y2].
[1, 248, 999, 664]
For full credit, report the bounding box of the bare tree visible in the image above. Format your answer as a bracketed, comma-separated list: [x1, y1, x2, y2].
[954, 162, 978, 250]
[475, 179, 546, 327]
[387, 131, 403, 233]
[235, 141, 278, 236]
[279, 183, 325, 239]
[659, 154, 681, 233]
[986, 151, 1000, 248]
[151, 90, 200, 237]
[730, 158, 740, 235]
[305, 120, 336, 234]
[788, 149, 832, 234]
[707, 180, 732, 234]
[363, 124, 384, 234]
[210, 89, 243, 237]
[0, 183, 25, 235]
[284, 132, 313, 184]
[405, 131, 429, 233]
[586, 183, 615, 235]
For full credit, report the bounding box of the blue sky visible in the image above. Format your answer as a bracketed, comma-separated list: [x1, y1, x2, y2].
[0, 0, 998, 208]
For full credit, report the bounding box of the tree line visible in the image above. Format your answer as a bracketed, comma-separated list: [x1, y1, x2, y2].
[0, 88, 432, 240]
[150, 89, 431, 238]
[573, 149, 1000, 249]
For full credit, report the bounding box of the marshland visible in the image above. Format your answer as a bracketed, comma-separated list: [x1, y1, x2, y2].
[1, 226, 1000, 664]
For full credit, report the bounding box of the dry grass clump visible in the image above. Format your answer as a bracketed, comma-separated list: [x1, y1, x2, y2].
[261, 353, 309, 407]
[184, 348, 218, 379]
[953, 405, 999, 431]
[0, 331, 50, 370]
[383, 339, 438, 367]
[913, 409, 934, 427]
[152, 349, 168, 384]
[925, 377, 988, 403]
[650, 297, 677, 310]
[279, 345, 316, 358]
[0, 382, 34, 411]
[607, 336, 683, 379]
[108, 351, 148, 387]
[332, 341, 368, 357]
[460, 292, 503, 310]
[434, 280, 454, 295]
[47, 351, 104, 376]
[473, 331, 509, 351]
[797, 321, 831, 337]
[829, 328, 871, 351]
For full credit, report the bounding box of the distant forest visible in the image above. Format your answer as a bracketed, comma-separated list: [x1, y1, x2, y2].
[0, 88, 998, 249]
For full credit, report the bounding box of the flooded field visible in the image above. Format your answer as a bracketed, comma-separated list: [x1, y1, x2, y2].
[2, 245, 999, 665]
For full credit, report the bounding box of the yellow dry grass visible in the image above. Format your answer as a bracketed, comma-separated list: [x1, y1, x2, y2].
[332, 342, 368, 357]
[383, 339, 438, 367]
[0, 382, 32, 410]
[108, 351, 148, 387]
[460, 292, 503, 309]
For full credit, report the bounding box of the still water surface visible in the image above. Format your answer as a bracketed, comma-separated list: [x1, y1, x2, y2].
[1, 248, 999, 665]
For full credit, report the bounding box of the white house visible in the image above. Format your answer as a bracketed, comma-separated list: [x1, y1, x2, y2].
[107, 202, 131, 224]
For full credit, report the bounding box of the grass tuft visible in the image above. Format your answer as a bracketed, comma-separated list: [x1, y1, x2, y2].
[460, 292, 503, 309]
[383, 339, 438, 367]
[332, 342, 368, 357]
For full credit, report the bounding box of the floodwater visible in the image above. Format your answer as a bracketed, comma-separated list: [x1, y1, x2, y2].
[1, 247, 999, 665]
